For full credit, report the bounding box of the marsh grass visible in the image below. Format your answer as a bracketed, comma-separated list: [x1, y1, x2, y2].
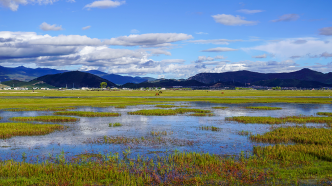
[150, 131, 172, 136]
[114, 105, 126, 108]
[0, 123, 65, 139]
[6, 107, 76, 112]
[189, 113, 214, 116]
[88, 136, 196, 147]
[155, 105, 178, 108]
[199, 125, 221, 131]
[54, 111, 120, 117]
[128, 108, 211, 116]
[238, 130, 252, 136]
[317, 112, 332, 116]
[109, 123, 122, 127]
[9, 116, 78, 122]
[212, 106, 228, 109]
[226, 116, 332, 124]
[245, 106, 282, 110]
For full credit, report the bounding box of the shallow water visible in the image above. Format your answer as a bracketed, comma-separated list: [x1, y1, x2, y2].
[0, 102, 331, 162]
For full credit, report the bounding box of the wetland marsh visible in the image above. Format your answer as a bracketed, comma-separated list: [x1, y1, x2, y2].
[1, 90, 332, 185]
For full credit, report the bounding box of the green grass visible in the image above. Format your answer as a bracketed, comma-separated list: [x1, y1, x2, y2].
[150, 131, 172, 136]
[114, 105, 126, 108]
[212, 106, 228, 109]
[0, 123, 65, 139]
[317, 112, 332, 116]
[54, 111, 120, 117]
[9, 116, 78, 122]
[245, 106, 282, 110]
[199, 125, 221, 131]
[128, 108, 211, 116]
[109, 122, 122, 127]
[155, 105, 178, 108]
[189, 113, 214, 116]
[238, 130, 252, 136]
[6, 107, 76, 112]
[226, 116, 332, 124]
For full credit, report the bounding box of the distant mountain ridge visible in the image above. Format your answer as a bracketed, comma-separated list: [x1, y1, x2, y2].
[36, 71, 116, 88]
[87, 70, 154, 85]
[188, 68, 332, 85]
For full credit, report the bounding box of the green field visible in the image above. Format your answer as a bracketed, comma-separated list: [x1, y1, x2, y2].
[1, 90, 332, 185]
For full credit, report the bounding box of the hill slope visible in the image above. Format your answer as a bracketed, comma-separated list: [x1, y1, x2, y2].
[2, 80, 55, 88]
[35, 71, 116, 88]
[252, 79, 331, 88]
[188, 68, 332, 84]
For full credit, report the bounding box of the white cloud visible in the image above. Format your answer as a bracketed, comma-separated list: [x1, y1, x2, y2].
[271, 14, 299, 22]
[146, 48, 171, 56]
[319, 27, 332, 36]
[247, 37, 332, 59]
[40, 22, 63, 31]
[161, 59, 185, 63]
[82, 26, 91, 30]
[84, 0, 125, 9]
[202, 47, 238, 52]
[195, 32, 208, 35]
[104, 33, 193, 46]
[252, 54, 267, 58]
[130, 29, 139, 34]
[237, 9, 264, 14]
[212, 14, 258, 26]
[187, 39, 242, 45]
[0, 0, 59, 11]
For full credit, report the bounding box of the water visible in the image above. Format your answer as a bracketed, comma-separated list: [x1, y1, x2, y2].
[0, 102, 331, 162]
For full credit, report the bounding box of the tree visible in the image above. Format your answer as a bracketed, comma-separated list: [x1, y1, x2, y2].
[100, 82, 107, 88]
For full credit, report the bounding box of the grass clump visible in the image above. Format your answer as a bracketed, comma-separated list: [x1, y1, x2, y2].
[155, 105, 178, 108]
[9, 116, 78, 122]
[317, 112, 332, 116]
[128, 108, 211, 116]
[150, 131, 172, 136]
[189, 113, 214, 116]
[212, 106, 228, 109]
[199, 125, 221, 131]
[109, 123, 122, 127]
[226, 116, 332, 124]
[238, 130, 252, 136]
[54, 111, 120, 117]
[114, 105, 126, 108]
[245, 106, 282, 110]
[0, 123, 65, 139]
[6, 107, 76, 112]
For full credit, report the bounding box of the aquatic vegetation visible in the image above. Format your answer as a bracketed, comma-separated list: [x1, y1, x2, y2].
[0, 123, 65, 139]
[245, 106, 282, 110]
[226, 116, 332, 124]
[9, 116, 78, 122]
[317, 112, 332, 116]
[150, 131, 172, 136]
[109, 122, 122, 127]
[189, 113, 214, 116]
[87, 136, 196, 147]
[212, 106, 228, 109]
[238, 130, 252, 136]
[54, 111, 120, 117]
[128, 108, 211, 116]
[155, 105, 178, 108]
[199, 125, 221, 131]
[5, 107, 76, 112]
[114, 105, 126, 108]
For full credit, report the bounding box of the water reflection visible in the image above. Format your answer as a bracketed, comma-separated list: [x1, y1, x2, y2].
[0, 102, 331, 162]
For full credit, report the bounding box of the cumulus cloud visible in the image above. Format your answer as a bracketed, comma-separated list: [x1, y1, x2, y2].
[293, 39, 307, 44]
[104, 33, 193, 46]
[130, 29, 139, 34]
[194, 55, 227, 65]
[161, 59, 185, 63]
[0, 0, 59, 11]
[195, 32, 208, 35]
[247, 37, 332, 59]
[40, 22, 63, 31]
[252, 54, 267, 58]
[84, 0, 125, 9]
[319, 27, 332, 36]
[202, 47, 238, 52]
[82, 26, 91, 30]
[212, 14, 258, 26]
[237, 9, 264, 14]
[187, 39, 242, 45]
[146, 48, 171, 56]
[271, 14, 299, 22]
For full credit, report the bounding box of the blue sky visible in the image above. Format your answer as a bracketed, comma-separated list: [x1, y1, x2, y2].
[0, 0, 332, 78]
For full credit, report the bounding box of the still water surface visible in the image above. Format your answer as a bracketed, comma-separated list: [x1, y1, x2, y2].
[0, 102, 331, 162]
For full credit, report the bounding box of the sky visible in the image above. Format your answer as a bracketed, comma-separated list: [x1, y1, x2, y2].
[0, 0, 332, 79]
